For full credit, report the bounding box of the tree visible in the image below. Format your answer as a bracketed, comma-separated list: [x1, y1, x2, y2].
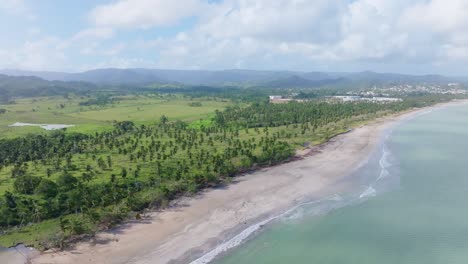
[13, 175, 41, 195]
[0, 192, 18, 226]
[160, 115, 168, 125]
[107, 156, 112, 168]
[121, 168, 127, 178]
[81, 172, 93, 182]
[56, 173, 78, 191]
[35, 178, 58, 198]
[97, 157, 107, 170]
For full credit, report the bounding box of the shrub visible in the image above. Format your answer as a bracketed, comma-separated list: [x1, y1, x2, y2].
[188, 102, 203, 107]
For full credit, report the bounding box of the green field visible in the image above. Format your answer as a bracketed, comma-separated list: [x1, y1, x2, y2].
[0, 95, 232, 138]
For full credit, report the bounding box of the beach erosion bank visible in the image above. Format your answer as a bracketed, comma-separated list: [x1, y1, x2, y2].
[29, 100, 468, 264]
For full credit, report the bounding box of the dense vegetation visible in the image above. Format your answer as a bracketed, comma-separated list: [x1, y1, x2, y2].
[0, 92, 464, 249]
[215, 94, 460, 128]
[0, 117, 295, 226]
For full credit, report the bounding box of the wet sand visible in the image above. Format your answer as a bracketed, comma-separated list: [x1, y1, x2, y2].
[31, 102, 467, 264]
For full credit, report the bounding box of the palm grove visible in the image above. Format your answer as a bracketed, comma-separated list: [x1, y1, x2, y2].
[0, 95, 457, 248]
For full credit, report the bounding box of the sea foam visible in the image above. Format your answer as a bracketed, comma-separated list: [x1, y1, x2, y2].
[359, 141, 394, 199]
[189, 196, 339, 264]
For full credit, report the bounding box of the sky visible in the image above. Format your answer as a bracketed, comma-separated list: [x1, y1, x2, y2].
[1, 0, 468, 75]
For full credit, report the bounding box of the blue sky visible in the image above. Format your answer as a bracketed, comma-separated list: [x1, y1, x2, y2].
[1, 0, 468, 75]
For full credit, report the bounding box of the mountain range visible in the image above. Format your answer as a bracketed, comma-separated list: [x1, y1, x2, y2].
[0, 74, 95, 102]
[1, 68, 464, 87]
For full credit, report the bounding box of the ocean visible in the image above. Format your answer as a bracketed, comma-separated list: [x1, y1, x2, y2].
[211, 103, 468, 264]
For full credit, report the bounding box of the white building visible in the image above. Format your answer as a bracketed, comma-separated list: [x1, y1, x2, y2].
[368, 97, 402, 102]
[269, 95, 283, 100]
[332, 96, 362, 102]
[332, 95, 402, 103]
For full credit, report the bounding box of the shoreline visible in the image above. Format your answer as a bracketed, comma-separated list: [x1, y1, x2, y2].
[29, 100, 468, 264]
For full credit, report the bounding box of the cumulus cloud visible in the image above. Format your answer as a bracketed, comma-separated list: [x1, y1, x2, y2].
[0, 37, 67, 70]
[141, 0, 468, 73]
[196, 0, 345, 43]
[0, 0, 27, 13]
[89, 0, 204, 29]
[4, 0, 468, 73]
[0, 27, 117, 71]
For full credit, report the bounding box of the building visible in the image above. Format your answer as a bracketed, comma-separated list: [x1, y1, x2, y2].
[331, 95, 402, 103]
[332, 96, 362, 102]
[269, 95, 283, 100]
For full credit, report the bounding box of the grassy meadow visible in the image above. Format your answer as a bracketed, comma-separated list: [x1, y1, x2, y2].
[0, 94, 233, 138]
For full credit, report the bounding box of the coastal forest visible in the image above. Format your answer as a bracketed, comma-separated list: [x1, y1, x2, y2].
[0, 86, 463, 249]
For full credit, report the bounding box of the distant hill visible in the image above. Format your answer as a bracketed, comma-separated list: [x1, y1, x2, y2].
[0, 74, 95, 102]
[337, 71, 453, 84]
[0, 68, 464, 87]
[63, 69, 170, 85]
[262, 75, 344, 88]
[0, 69, 69, 81]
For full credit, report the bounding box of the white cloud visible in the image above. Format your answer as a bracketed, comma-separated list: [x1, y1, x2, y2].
[89, 0, 204, 29]
[0, 0, 35, 19]
[142, 0, 468, 73]
[197, 0, 345, 43]
[400, 0, 468, 34]
[0, 27, 116, 70]
[0, 37, 67, 70]
[72, 27, 114, 41]
[4, 0, 468, 74]
[103, 43, 127, 56]
[0, 0, 26, 13]
[78, 57, 158, 71]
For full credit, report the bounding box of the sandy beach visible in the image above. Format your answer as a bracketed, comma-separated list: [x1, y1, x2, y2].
[30, 102, 464, 264]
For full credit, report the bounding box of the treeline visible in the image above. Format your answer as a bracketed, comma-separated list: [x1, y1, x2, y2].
[137, 86, 272, 103]
[214, 101, 389, 128]
[214, 94, 461, 129]
[79, 94, 114, 106]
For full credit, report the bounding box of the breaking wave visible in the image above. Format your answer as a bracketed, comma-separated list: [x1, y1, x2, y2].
[190, 195, 342, 264]
[359, 142, 394, 199]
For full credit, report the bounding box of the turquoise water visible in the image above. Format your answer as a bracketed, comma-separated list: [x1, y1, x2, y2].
[214, 104, 468, 264]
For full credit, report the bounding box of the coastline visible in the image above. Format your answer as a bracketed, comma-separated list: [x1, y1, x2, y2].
[30, 100, 468, 264]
